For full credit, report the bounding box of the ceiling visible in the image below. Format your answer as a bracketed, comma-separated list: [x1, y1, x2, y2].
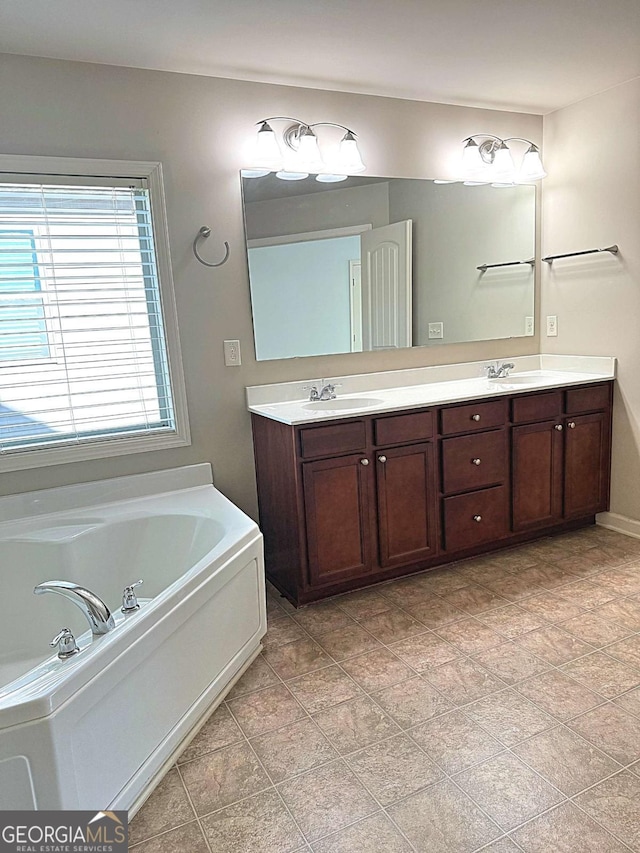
[1, 0, 639, 114]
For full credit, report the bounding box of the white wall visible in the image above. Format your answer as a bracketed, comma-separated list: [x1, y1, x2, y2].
[542, 77, 640, 524]
[244, 182, 389, 239]
[0, 53, 542, 516]
[388, 181, 535, 345]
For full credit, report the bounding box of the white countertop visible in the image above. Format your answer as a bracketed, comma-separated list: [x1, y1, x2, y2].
[246, 354, 616, 426]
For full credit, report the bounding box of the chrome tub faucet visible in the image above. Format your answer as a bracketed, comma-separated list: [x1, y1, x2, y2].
[34, 580, 116, 636]
[485, 362, 515, 379]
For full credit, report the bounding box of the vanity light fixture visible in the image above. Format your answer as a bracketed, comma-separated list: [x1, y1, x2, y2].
[243, 117, 366, 182]
[460, 135, 546, 185]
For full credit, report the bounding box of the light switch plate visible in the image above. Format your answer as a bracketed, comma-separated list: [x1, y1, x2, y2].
[223, 339, 242, 366]
[525, 316, 534, 336]
[428, 322, 444, 339]
[546, 315, 558, 337]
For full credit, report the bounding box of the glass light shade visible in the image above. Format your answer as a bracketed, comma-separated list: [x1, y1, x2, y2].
[241, 168, 271, 178]
[252, 121, 282, 169]
[316, 173, 348, 182]
[336, 131, 366, 173]
[293, 127, 324, 172]
[492, 142, 516, 181]
[275, 170, 309, 181]
[519, 145, 547, 181]
[460, 139, 485, 179]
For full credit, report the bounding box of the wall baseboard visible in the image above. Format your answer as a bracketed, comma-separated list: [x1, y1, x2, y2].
[596, 511, 640, 540]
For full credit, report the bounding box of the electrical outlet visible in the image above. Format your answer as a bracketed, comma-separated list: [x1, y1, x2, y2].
[525, 316, 534, 336]
[223, 339, 242, 366]
[428, 322, 444, 339]
[546, 315, 558, 337]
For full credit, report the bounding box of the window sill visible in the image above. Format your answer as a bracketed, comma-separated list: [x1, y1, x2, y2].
[0, 429, 191, 473]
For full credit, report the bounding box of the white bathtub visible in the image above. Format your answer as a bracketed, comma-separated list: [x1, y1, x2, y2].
[0, 464, 266, 812]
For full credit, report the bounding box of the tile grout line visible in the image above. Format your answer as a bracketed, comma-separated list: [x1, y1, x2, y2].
[173, 763, 215, 853]
[207, 696, 316, 853]
[128, 817, 202, 850]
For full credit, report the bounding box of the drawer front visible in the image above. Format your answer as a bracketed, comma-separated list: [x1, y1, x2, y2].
[565, 383, 611, 415]
[440, 400, 506, 435]
[511, 391, 562, 424]
[442, 430, 508, 494]
[443, 486, 508, 552]
[374, 410, 434, 446]
[299, 420, 366, 459]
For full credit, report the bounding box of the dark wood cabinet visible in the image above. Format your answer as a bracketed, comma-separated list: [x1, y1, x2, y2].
[251, 380, 613, 605]
[512, 420, 564, 530]
[302, 453, 372, 586]
[511, 390, 612, 531]
[375, 442, 438, 568]
[444, 485, 509, 551]
[564, 412, 611, 518]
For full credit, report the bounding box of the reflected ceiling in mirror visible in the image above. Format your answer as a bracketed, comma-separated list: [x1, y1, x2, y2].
[241, 173, 535, 361]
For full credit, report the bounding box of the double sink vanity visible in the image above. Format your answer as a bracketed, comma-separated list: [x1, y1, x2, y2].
[247, 355, 615, 606]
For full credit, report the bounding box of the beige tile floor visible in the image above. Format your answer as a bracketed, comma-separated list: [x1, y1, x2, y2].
[130, 525, 640, 852]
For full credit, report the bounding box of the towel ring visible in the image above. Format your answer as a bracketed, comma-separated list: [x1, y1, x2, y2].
[193, 226, 230, 268]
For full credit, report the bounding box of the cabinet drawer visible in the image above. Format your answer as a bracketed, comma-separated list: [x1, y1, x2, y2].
[442, 430, 508, 494]
[443, 486, 508, 552]
[512, 391, 562, 424]
[440, 400, 506, 435]
[299, 420, 366, 459]
[566, 383, 611, 415]
[374, 410, 434, 445]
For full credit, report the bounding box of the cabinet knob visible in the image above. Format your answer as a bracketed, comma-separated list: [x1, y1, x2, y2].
[471, 458, 481, 466]
[471, 414, 481, 422]
[473, 514, 482, 523]
[568, 421, 576, 429]
[378, 455, 387, 463]
[360, 458, 369, 466]
[555, 424, 563, 431]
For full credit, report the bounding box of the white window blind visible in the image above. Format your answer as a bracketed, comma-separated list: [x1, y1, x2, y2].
[0, 180, 178, 456]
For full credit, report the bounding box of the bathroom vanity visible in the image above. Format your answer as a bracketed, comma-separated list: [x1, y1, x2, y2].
[247, 356, 615, 606]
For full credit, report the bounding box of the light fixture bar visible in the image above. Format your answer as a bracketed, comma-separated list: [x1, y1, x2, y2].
[246, 117, 365, 179]
[460, 135, 546, 183]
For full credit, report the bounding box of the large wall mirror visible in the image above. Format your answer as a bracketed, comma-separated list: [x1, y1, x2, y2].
[241, 174, 535, 361]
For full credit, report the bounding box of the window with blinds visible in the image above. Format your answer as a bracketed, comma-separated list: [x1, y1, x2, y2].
[0, 159, 189, 468]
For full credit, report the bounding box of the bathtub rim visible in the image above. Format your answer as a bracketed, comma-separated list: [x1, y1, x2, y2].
[0, 463, 215, 525]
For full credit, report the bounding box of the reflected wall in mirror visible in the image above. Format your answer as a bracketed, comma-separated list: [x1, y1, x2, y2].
[241, 174, 535, 361]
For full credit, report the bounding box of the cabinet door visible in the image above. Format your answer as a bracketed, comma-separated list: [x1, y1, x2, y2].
[375, 443, 438, 568]
[303, 454, 372, 587]
[564, 412, 610, 518]
[512, 420, 564, 531]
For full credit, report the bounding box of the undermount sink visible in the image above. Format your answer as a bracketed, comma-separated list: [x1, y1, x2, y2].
[489, 372, 553, 385]
[491, 374, 547, 385]
[302, 396, 385, 411]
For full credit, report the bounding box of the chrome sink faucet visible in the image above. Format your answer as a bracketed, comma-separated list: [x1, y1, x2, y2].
[34, 580, 116, 636]
[305, 382, 341, 401]
[485, 362, 515, 379]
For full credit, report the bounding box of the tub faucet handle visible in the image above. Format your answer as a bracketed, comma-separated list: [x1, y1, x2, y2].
[50, 627, 80, 660]
[122, 579, 144, 613]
